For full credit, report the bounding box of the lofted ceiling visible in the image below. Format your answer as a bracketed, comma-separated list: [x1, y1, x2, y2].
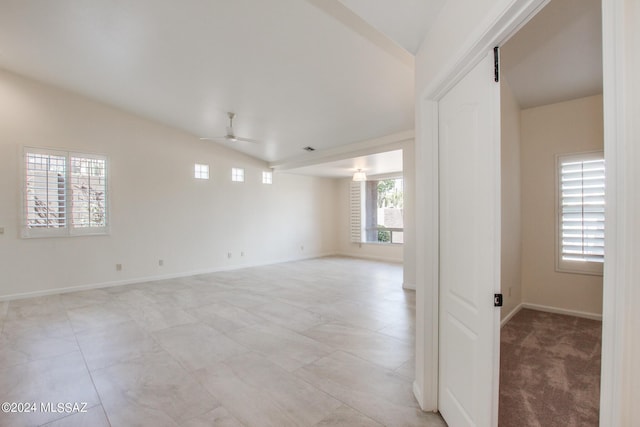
[0, 0, 442, 168]
[336, 0, 446, 54]
[0, 0, 603, 177]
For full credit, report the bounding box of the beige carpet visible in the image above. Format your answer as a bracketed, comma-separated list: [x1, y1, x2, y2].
[499, 309, 601, 427]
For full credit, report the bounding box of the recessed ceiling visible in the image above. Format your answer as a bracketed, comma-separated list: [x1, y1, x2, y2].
[501, 0, 602, 109]
[0, 0, 445, 163]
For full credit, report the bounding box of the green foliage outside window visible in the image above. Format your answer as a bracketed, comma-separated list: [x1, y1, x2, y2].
[377, 179, 403, 209]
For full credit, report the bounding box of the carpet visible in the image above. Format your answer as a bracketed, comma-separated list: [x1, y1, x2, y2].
[499, 309, 601, 427]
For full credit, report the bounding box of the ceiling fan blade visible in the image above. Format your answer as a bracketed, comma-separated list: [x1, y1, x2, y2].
[199, 135, 257, 144]
[199, 113, 260, 144]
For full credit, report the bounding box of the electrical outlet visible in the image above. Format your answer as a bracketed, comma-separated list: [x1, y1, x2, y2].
[0, 227, 4, 235]
[508, 287, 512, 297]
[240, 251, 244, 257]
[116, 263, 123, 271]
[227, 252, 232, 259]
[300, 245, 304, 252]
[158, 259, 164, 267]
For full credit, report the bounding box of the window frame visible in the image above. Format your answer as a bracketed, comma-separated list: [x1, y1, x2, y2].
[555, 150, 604, 276]
[231, 167, 245, 183]
[262, 171, 273, 184]
[194, 163, 209, 180]
[22, 146, 110, 238]
[350, 174, 404, 245]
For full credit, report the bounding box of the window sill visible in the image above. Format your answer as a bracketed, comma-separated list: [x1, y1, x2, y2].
[357, 241, 403, 246]
[22, 227, 110, 239]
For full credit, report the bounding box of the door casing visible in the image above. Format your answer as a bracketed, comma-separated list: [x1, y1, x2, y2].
[413, 1, 626, 426]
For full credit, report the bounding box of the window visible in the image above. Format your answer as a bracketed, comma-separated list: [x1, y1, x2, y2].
[262, 171, 273, 184]
[557, 152, 604, 275]
[350, 177, 404, 244]
[231, 167, 244, 182]
[24, 147, 108, 237]
[194, 163, 209, 179]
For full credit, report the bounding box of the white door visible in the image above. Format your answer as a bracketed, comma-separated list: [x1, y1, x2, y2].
[438, 51, 501, 427]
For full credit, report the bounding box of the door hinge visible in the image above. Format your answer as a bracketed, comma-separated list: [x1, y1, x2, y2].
[494, 293, 503, 307]
[493, 46, 499, 82]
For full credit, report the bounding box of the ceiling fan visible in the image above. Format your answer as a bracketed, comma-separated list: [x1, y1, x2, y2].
[200, 112, 259, 143]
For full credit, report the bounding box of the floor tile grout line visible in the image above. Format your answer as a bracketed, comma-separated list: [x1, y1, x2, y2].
[297, 322, 415, 372]
[62, 306, 113, 427]
[145, 319, 268, 425]
[290, 349, 390, 427]
[186, 355, 296, 427]
[0, 302, 8, 336]
[3, 258, 422, 426]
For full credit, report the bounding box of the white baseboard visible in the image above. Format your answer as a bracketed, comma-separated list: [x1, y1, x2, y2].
[521, 302, 602, 321]
[501, 303, 523, 327]
[0, 252, 336, 302]
[412, 380, 423, 409]
[335, 252, 403, 264]
[500, 302, 602, 326]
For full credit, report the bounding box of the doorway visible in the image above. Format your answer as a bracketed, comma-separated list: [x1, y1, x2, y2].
[498, 0, 604, 424]
[413, 0, 627, 425]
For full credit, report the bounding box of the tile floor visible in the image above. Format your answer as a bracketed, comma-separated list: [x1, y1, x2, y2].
[0, 257, 446, 427]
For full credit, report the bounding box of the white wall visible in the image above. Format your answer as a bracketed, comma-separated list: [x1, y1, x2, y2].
[0, 69, 339, 299]
[621, 0, 640, 418]
[602, 1, 640, 422]
[520, 94, 603, 316]
[500, 77, 522, 320]
[402, 140, 417, 289]
[500, 87, 604, 320]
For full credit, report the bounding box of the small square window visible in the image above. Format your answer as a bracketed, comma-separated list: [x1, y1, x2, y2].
[262, 171, 273, 184]
[232, 167, 244, 182]
[194, 164, 209, 180]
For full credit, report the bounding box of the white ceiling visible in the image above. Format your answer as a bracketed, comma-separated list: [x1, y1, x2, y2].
[0, 0, 442, 167]
[336, 0, 446, 54]
[0, 0, 603, 177]
[501, 0, 602, 109]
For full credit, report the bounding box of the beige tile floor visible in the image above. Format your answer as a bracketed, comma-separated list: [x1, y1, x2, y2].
[0, 257, 446, 427]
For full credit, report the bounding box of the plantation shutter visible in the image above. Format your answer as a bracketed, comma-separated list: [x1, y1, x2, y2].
[70, 155, 107, 228]
[350, 181, 362, 243]
[24, 147, 108, 238]
[25, 151, 67, 230]
[559, 155, 605, 263]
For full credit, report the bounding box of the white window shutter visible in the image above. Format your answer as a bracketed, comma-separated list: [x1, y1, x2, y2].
[350, 181, 362, 243]
[70, 155, 107, 228]
[24, 151, 68, 230]
[559, 155, 605, 264]
[23, 147, 108, 238]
